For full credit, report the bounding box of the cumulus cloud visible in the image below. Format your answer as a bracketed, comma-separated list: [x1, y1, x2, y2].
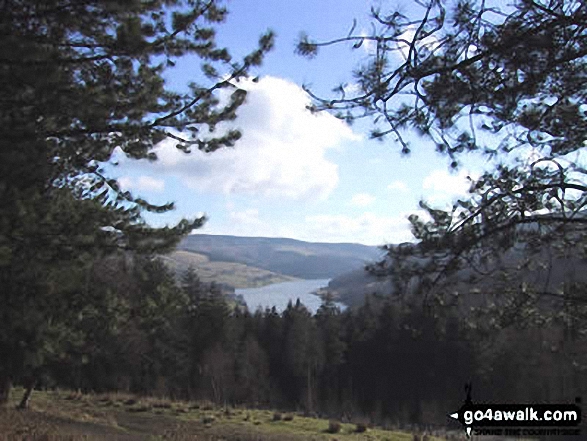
[422, 169, 476, 204]
[143, 76, 359, 200]
[199, 209, 421, 246]
[350, 193, 376, 207]
[118, 175, 165, 192]
[199, 207, 277, 238]
[303, 212, 420, 246]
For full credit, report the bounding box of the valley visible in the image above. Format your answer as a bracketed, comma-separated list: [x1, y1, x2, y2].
[236, 278, 339, 314]
[163, 234, 384, 309]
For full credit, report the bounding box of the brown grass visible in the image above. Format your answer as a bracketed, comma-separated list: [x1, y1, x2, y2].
[0, 388, 450, 441]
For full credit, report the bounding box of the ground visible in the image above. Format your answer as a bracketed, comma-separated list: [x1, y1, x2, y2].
[0, 388, 455, 440]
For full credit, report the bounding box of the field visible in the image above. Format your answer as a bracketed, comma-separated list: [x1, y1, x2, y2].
[161, 251, 298, 289]
[0, 388, 453, 440]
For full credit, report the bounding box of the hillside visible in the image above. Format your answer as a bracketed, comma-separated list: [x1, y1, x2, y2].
[175, 234, 383, 280]
[317, 268, 393, 308]
[323, 234, 587, 309]
[161, 250, 297, 289]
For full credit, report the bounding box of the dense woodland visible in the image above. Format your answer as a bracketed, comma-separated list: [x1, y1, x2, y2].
[21, 251, 583, 430]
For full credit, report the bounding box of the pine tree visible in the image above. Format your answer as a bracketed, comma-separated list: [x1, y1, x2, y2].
[315, 294, 346, 411]
[232, 309, 270, 405]
[297, 0, 587, 334]
[282, 300, 323, 412]
[258, 307, 286, 407]
[343, 296, 378, 412]
[182, 266, 205, 308]
[0, 0, 274, 405]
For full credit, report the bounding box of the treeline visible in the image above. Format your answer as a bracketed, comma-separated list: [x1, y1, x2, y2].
[25, 253, 587, 428]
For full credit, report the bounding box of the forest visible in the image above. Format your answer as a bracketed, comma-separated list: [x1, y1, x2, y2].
[18, 251, 582, 431]
[2, 0, 587, 438]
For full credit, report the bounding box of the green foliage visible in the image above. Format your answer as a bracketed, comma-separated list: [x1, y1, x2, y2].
[0, 0, 274, 404]
[299, 0, 587, 335]
[10, 266, 575, 429]
[1, 0, 275, 255]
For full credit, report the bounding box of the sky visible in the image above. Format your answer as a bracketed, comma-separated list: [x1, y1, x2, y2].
[109, 0, 504, 246]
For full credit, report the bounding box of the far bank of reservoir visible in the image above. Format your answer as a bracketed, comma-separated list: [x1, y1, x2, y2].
[236, 278, 343, 314]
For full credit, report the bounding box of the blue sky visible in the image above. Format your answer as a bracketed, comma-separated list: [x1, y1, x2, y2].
[110, 0, 501, 246]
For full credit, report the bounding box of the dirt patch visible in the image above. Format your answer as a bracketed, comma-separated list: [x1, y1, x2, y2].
[0, 407, 136, 439]
[0, 406, 224, 440]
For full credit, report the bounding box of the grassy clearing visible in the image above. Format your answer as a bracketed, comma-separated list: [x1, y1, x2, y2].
[0, 388, 453, 440]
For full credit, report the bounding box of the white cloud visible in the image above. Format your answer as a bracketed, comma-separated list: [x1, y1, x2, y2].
[199, 208, 422, 246]
[227, 208, 263, 227]
[513, 145, 547, 168]
[118, 175, 165, 192]
[359, 30, 377, 55]
[344, 82, 362, 95]
[118, 176, 132, 190]
[395, 25, 440, 61]
[143, 76, 360, 201]
[350, 193, 376, 207]
[200, 207, 276, 238]
[422, 169, 476, 204]
[387, 180, 409, 193]
[304, 212, 417, 246]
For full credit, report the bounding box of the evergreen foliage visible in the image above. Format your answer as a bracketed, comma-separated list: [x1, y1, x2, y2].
[0, 0, 274, 405]
[297, 0, 587, 334]
[8, 258, 580, 427]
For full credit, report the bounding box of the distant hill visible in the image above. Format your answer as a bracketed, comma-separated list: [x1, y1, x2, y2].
[176, 234, 384, 280]
[317, 268, 393, 308]
[161, 235, 383, 290]
[160, 250, 297, 289]
[322, 232, 587, 308]
[164, 231, 587, 309]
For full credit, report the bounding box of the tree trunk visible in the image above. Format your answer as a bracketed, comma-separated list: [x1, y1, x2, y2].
[306, 364, 312, 414]
[211, 376, 219, 405]
[17, 376, 36, 410]
[0, 374, 12, 407]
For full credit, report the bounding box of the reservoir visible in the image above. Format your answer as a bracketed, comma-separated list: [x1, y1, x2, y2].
[236, 278, 343, 314]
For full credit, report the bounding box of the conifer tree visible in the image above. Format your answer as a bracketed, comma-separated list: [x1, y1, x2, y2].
[297, 0, 587, 327]
[0, 0, 273, 405]
[282, 300, 323, 412]
[315, 295, 346, 410]
[182, 266, 205, 307]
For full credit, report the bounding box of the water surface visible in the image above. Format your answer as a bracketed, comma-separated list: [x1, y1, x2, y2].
[236, 278, 343, 314]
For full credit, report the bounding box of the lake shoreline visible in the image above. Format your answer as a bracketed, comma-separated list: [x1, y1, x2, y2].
[235, 278, 345, 314]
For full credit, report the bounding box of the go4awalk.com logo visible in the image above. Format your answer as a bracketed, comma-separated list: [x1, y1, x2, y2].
[448, 384, 582, 438]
